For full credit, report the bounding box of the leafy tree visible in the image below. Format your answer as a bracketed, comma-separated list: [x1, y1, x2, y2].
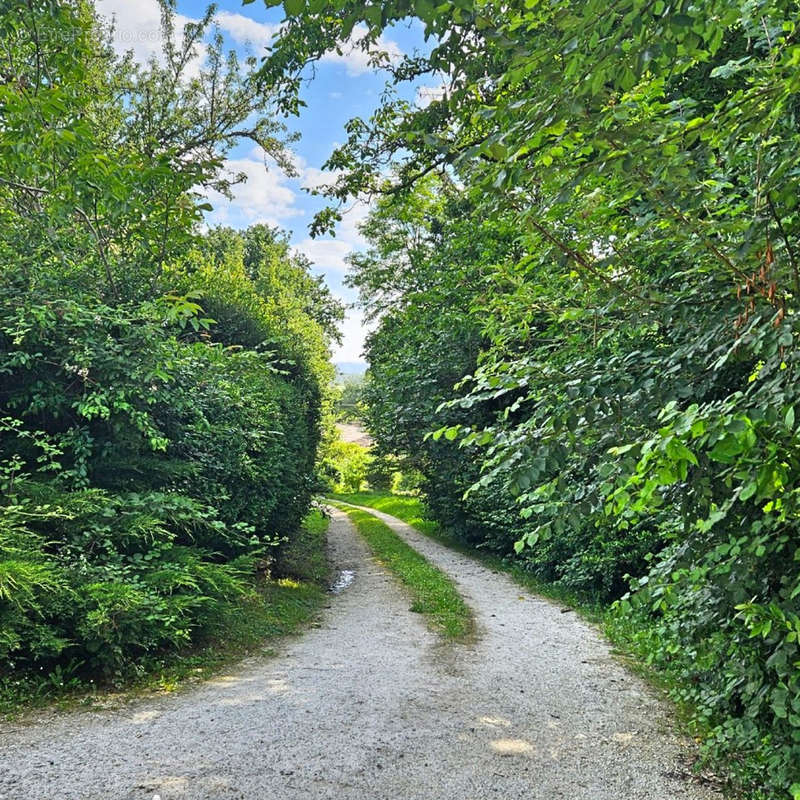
[0, 1, 336, 687]
[335, 373, 365, 422]
[201, 224, 344, 345]
[263, 1, 800, 794]
[1, 0, 293, 301]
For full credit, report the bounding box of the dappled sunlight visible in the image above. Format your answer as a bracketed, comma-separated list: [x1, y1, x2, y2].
[130, 710, 161, 725]
[206, 675, 244, 688]
[205, 675, 293, 705]
[477, 715, 538, 758]
[267, 677, 291, 694]
[150, 775, 189, 792]
[209, 675, 298, 707]
[215, 693, 266, 707]
[479, 715, 511, 729]
[149, 774, 238, 794]
[490, 738, 536, 756]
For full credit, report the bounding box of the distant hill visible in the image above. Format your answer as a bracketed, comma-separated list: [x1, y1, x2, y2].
[335, 361, 368, 376]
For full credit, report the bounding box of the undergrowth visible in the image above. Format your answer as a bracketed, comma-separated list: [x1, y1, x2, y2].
[0, 511, 330, 717]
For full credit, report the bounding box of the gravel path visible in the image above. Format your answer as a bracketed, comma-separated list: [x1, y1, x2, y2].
[0, 507, 719, 800]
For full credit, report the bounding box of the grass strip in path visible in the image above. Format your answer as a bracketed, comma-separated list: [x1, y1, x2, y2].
[330, 502, 474, 642]
[331, 491, 602, 618]
[331, 493, 741, 793]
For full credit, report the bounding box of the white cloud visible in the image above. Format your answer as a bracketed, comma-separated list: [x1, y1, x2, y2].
[96, 0, 183, 60]
[96, 3, 402, 80]
[205, 155, 303, 228]
[295, 238, 353, 274]
[337, 201, 370, 242]
[293, 199, 372, 361]
[334, 307, 371, 363]
[294, 199, 369, 274]
[416, 83, 447, 108]
[299, 166, 342, 193]
[95, 0, 207, 79]
[95, 1, 278, 62]
[215, 11, 278, 48]
[320, 24, 403, 76]
[290, 153, 343, 193]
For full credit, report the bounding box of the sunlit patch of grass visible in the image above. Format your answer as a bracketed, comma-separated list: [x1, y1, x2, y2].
[329, 491, 439, 536]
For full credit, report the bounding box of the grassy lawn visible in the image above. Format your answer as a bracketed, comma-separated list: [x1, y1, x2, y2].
[0, 510, 331, 717]
[331, 502, 474, 641]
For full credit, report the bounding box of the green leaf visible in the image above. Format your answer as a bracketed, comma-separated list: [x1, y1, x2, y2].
[444, 426, 460, 441]
[772, 687, 789, 719]
[666, 438, 698, 466]
[739, 481, 757, 502]
[709, 434, 743, 463]
[363, 5, 383, 28]
[414, 0, 436, 21]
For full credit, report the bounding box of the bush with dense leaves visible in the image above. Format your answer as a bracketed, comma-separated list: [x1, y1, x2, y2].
[0, 3, 340, 685]
[318, 440, 372, 493]
[0, 292, 325, 677]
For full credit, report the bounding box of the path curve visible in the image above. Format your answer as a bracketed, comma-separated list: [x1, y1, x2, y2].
[0, 508, 718, 800]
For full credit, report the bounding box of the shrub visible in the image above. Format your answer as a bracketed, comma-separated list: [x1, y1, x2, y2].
[365, 453, 398, 491]
[0, 292, 324, 678]
[318, 440, 372, 493]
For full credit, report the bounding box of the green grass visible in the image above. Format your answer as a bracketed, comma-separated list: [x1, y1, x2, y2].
[275, 506, 331, 585]
[330, 491, 439, 536]
[331, 502, 474, 641]
[331, 491, 602, 618]
[0, 510, 331, 718]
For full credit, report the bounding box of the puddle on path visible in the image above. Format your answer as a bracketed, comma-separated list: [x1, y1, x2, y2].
[330, 569, 355, 594]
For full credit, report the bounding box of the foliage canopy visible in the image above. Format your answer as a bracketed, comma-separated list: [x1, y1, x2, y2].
[263, 0, 800, 795]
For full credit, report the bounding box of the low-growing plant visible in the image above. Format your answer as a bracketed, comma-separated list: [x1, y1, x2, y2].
[318, 440, 372, 493]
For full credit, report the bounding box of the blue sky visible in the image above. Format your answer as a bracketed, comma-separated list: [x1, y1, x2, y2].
[95, 0, 437, 364]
